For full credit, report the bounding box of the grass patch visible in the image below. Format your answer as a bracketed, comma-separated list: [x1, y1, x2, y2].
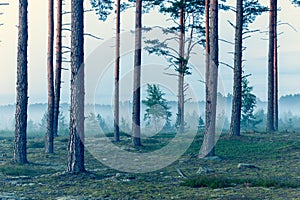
[0, 163, 56, 176]
[28, 140, 45, 149]
[182, 175, 300, 189]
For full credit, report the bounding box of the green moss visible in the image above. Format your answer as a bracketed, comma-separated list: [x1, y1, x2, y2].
[183, 175, 300, 189]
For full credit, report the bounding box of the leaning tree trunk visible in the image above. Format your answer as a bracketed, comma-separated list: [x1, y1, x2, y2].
[203, 0, 218, 157]
[273, 0, 278, 131]
[266, 0, 275, 133]
[177, 4, 185, 133]
[132, 0, 142, 146]
[114, 0, 121, 142]
[46, 0, 55, 154]
[14, 0, 28, 164]
[229, 0, 243, 136]
[53, 0, 62, 138]
[67, 0, 85, 173]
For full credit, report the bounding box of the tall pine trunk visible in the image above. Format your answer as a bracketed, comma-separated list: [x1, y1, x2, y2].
[14, 0, 28, 164]
[132, 0, 142, 146]
[53, 0, 62, 138]
[229, 0, 243, 136]
[203, 0, 218, 157]
[67, 0, 85, 173]
[204, 0, 210, 136]
[267, 0, 275, 132]
[114, 0, 120, 142]
[273, 0, 278, 131]
[46, 0, 54, 154]
[177, 3, 185, 133]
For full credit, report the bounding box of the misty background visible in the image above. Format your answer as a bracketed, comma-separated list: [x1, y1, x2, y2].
[0, 1, 299, 132]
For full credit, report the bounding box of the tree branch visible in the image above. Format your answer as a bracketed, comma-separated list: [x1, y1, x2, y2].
[84, 33, 103, 40]
[220, 62, 234, 70]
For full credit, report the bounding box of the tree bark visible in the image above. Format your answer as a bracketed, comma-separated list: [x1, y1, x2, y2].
[132, 0, 142, 146]
[53, 0, 62, 138]
[267, 0, 275, 132]
[229, 0, 243, 136]
[14, 0, 28, 164]
[204, 0, 210, 133]
[67, 0, 85, 173]
[177, 2, 185, 133]
[114, 0, 120, 142]
[203, 0, 218, 157]
[273, 0, 278, 131]
[46, 0, 54, 154]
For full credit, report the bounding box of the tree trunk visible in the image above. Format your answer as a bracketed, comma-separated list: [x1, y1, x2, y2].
[132, 0, 142, 146]
[46, 0, 54, 154]
[267, 0, 275, 133]
[204, 0, 210, 134]
[273, 0, 278, 131]
[53, 0, 62, 138]
[229, 0, 243, 136]
[114, 0, 120, 142]
[67, 0, 85, 173]
[178, 3, 185, 133]
[203, 0, 218, 157]
[14, 0, 28, 164]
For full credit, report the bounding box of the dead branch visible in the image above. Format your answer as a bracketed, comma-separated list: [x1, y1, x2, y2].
[84, 33, 103, 40]
[278, 22, 297, 32]
[62, 46, 71, 50]
[220, 62, 234, 70]
[163, 72, 178, 77]
[227, 20, 236, 29]
[242, 29, 260, 35]
[242, 73, 252, 79]
[219, 38, 234, 45]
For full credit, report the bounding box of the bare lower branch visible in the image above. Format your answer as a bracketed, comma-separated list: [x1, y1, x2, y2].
[219, 38, 234, 45]
[62, 28, 71, 32]
[242, 73, 252, 79]
[278, 22, 297, 32]
[184, 98, 192, 103]
[220, 62, 234, 70]
[163, 73, 178, 77]
[227, 20, 236, 29]
[62, 46, 71, 50]
[84, 33, 103, 40]
[242, 29, 260, 35]
[198, 80, 206, 84]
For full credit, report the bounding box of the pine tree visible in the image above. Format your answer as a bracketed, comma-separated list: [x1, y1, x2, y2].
[53, 0, 63, 138]
[46, 0, 55, 154]
[67, 0, 85, 173]
[142, 84, 172, 132]
[132, 0, 143, 146]
[241, 77, 257, 129]
[229, 0, 267, 136]
[144, 0, 205, 133]
[14, 0, 29, 164]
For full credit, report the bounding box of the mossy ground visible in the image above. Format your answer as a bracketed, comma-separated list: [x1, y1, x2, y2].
[0, 131, 300, 199]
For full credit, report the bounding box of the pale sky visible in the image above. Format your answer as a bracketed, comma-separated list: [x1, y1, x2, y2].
[0, 0, 299, 105]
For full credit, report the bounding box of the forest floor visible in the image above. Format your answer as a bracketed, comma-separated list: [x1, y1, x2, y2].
[0, 130, 300, 199]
